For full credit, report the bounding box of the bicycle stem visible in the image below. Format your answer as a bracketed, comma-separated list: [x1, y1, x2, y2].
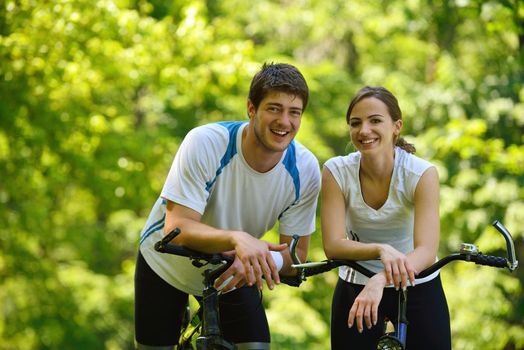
[397, 289, 408, 345]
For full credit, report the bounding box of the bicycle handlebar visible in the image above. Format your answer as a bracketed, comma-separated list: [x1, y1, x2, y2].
[153, 220, 518, 288]
[289, 220, 518, 286]
[154, 229, 308, 288]
[154, 228, 234, 267]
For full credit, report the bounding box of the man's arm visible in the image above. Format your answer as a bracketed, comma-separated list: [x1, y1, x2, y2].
[165, 200, 287, 290]
[165, 200, 236, 252]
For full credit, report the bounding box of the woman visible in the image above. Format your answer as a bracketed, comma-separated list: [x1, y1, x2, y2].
[321, 86, 451, 349]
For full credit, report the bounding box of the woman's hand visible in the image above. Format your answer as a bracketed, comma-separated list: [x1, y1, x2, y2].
[378, 244, 416, 290]
[348, 273, 387, 332]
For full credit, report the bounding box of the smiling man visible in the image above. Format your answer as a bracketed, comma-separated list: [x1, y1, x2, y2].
[134, 63, 321, 350]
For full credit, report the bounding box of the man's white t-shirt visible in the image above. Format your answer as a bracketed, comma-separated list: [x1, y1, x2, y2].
[324, 147, 439, 286]
[139, 121, 321, 296]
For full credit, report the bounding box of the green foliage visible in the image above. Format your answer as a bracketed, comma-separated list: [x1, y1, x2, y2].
[1, 0, 523, 349]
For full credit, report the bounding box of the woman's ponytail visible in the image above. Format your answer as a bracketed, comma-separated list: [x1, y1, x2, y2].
[396, 137, 416, 154]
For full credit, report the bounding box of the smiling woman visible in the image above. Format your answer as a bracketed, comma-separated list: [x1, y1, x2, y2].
[321, 86, 450, 350]
[348, 97, 401, 154]
[346, 86, 415, 155]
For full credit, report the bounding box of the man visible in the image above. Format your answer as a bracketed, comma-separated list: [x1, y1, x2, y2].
[135, 62, 321, 349]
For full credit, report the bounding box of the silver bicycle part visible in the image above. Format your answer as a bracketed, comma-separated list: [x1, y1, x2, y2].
[492, 220, 519, 271]
[460, 243, 479, 255]
[376, 335, 404, 350]
[291, 261, 328, 268]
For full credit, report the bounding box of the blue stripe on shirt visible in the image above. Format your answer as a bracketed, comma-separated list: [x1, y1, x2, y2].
[282, 140, 300, 203]
[139, 214, 165, 245]
[205, 121, 244, 192]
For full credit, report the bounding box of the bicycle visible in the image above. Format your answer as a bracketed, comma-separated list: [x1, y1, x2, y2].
[154, 228, 236, 350]
[154, 220, 518, 350]
[153, 229, 309, 350]
[287, 220, 519, 350]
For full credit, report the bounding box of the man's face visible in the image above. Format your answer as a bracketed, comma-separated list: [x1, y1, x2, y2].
[248, 91, 303, 153]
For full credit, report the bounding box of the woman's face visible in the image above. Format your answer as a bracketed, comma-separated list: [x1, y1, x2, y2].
[347, 97, 402, 154]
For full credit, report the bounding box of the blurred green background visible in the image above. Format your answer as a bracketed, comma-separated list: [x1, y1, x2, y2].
[1, 0, 523, 349]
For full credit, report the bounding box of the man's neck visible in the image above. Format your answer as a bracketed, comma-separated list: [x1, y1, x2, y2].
[241, 126, 284, 173]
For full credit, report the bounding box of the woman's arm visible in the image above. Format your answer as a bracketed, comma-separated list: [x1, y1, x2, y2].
[346, 166, 440, 332]
[321, 167, 416, 288]
[406, 166, 441, 275]
[321, 168, 382, 260]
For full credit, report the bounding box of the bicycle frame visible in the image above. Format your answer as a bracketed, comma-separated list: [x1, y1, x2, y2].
[154, 228, 236, 350]
[289, 220, 518, 350]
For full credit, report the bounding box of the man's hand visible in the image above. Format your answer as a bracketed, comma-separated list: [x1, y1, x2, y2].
[230, 232, 288, 290]
[214, 251, 247, 293]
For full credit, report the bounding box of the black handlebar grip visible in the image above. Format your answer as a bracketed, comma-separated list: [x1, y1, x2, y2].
[303, 261, 342, 277]
[473, 254, 508, 268]
[279, 275, 303, 287]
[155, 242, 234, 266]
[155, 242, 194, 257]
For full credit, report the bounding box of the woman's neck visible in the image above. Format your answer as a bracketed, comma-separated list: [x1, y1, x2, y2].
[359, 148, 395, 183]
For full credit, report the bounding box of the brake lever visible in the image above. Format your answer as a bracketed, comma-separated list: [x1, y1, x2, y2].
[492, 220, 518, 272]
[290, 234, 302, 265]
[290, 234, 305, 281]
